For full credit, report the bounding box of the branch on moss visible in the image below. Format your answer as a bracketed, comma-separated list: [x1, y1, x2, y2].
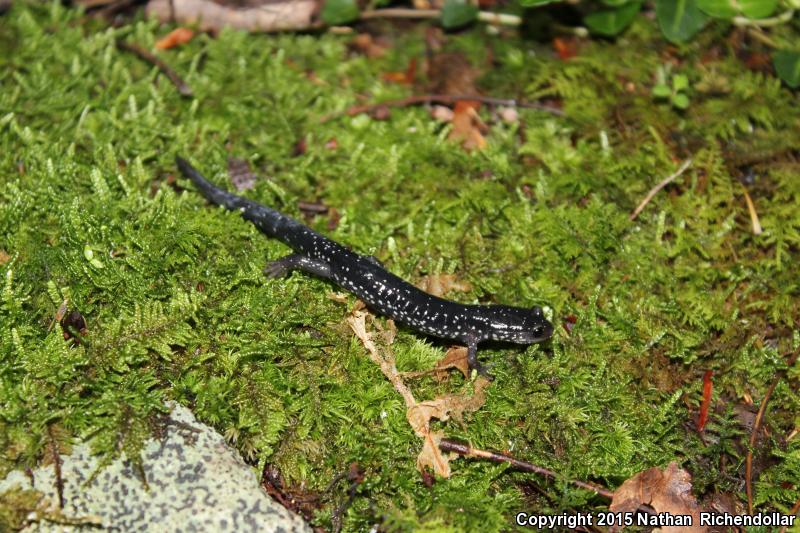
[116, 40, 193, 97]
[438, 439, 615, 499]
[629, 159, 693, 221]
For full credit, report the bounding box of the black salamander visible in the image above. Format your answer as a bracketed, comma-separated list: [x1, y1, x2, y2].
[176, 156, 553, 378]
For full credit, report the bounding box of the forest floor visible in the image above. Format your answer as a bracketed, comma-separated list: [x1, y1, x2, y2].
[1, 2, 799, 531]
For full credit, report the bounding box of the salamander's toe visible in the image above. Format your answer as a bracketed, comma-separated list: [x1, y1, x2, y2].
[264, 260, 289, 278]
[473, 362, 496, 381]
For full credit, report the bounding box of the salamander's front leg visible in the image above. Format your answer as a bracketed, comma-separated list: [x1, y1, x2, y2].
[466, 338, 494, 381]
[265, 253, 332, 279]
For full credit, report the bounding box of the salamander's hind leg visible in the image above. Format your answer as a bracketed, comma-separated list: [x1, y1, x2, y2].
[265, 254, 332, 279]
[466, 340, 494, 381]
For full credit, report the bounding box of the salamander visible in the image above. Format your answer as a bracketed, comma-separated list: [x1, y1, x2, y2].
[176, 156, 553, 378]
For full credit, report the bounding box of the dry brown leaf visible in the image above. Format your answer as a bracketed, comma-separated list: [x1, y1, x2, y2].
[381, 58, 417, 86]
[416, 430, 451, 477]
[146, 0, 316, 33]
[434, 346, 470, 381]
[347, 309, 490, 478]
[327, 292, 349, 304]
[155, 27, 195, 50]
[417, 273, 472, 297]
[430, 105, 454, 123]
[227, 157, 256, 191]
[610, 462, 707, 533]
[351, 33, 387, 59]
[0, 249, 11, 265]
[426, 52, 479, 96]
[450, 101, 487, 151]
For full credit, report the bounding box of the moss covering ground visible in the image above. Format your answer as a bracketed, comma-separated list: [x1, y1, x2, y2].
[1, 2, 799, 531]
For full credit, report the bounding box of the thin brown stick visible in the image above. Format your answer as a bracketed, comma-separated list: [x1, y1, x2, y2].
[360, 8, 439, 19]
[320, 94, 564, 123]
[746, 349, 800, 514]
[779, 496, 800, 533]
[741, 185, 763, 235]
[629, 159, 693, 221]
[439, 439, 614, 499]
[116, 40, 193, 97]
[46, 425, 64, 509]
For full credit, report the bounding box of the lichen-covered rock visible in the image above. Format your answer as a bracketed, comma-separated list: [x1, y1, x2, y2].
[0, 402, 312, 533]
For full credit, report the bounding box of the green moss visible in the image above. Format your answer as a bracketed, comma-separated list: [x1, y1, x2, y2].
[1, 2, 799, 531]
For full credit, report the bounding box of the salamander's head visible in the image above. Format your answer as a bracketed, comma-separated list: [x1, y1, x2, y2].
[484, 305, 553, 344]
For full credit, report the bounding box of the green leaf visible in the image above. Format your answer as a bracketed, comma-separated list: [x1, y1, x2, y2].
[585, 2, 641, 37]
[739, 0, 778, 19]
[773, 50, 800, 89]
[656, 0, 709, 43]
[441, 0, 479, 28]
[320, 0, 359, 26]
[696, 0, 736, 18]
[652, 83, 672, 97]
[697, 0, 778, 19]
[672, 73, 689, 91]
[671, 93, 690, 109]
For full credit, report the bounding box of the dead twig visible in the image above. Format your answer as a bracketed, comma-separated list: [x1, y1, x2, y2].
[115, 40, 193, 97]
[320, 94, 564, 123]
[439, 439, 614, 498]
[746, 349, 800, 514]
[46, 425, 64, 510]
[779, 496, 800, 533]
[629, 159, 693, 221]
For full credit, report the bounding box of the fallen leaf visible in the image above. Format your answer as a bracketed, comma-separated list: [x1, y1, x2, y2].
[435, 346, 470, 380]
[351, 33, 387, 59]
[0, 249, 10, 265]
[327, 292, 349, 304]
[553, 37, 579, 61]
[326, 206, 341, 231]
[382, 58, 417, 86]
[426, 52, 478, 96]
[155, 27, 194, 50]
[417, 273, 472, 297]
[449, 100, 487, 151]
[347, 309, 490, 478]
[430, 105, 454, 122]
[610, 462, 707, 533]
[227, 157, 256, 191]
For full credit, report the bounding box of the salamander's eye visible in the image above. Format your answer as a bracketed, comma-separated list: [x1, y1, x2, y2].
[530, 306, 543, 317]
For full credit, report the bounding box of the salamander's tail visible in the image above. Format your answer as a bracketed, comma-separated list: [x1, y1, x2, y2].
[175, 155, 302, 241]
[175, 156, 250, 211]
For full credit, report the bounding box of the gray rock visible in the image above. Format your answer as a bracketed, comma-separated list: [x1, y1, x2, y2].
[0, 402, 312, 533]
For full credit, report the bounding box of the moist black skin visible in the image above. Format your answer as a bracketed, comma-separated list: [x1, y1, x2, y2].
[176, 156, 553, 378]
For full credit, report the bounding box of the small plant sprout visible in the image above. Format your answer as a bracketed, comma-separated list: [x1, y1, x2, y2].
[653, 65, 691, 110]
